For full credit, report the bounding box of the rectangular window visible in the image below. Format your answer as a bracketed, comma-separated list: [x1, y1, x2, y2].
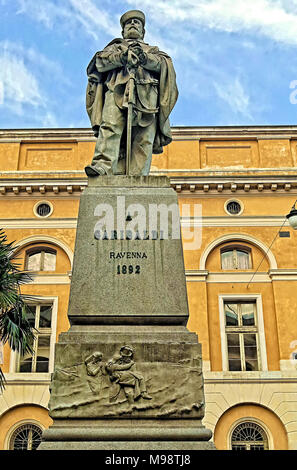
[18, 303, 53, 373]
[224, 301, 260, 371]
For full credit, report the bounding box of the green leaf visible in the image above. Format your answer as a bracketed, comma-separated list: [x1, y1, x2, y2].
[0, 367, 6, 394]
[0, 229, 38, 391]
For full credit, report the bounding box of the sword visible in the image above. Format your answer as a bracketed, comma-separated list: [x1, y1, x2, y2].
[126, 51, 137, 176]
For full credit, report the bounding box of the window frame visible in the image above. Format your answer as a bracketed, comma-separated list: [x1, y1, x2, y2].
[224, 198, 244, 216]
[4, 419, 45, 451]
[225, 301, 259, 371]
[33, 200, 53, 219]
[228, 418, 273, 451]
[220, 244, 252, 270]
[230, 421, 269, 450]
[9, 297, 58, 378]
[219, 294, 268, 372]
[18, 304, 52, 373]
[25, 246, 57, 272]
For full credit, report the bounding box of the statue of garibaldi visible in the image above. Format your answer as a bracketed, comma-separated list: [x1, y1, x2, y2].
[85, 9, 178, 177]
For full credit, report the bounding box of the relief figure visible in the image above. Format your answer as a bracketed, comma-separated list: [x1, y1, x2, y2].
[106, 345, 151, 404]
[84, 351, 106, 394]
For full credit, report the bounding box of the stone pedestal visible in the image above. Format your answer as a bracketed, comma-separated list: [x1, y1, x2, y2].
[39, 176, 215, 450]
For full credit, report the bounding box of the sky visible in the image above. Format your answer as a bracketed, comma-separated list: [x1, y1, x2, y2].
[1, 0, 297, 129]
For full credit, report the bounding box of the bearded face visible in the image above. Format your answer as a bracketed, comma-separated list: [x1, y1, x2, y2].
[122, 18, 144, 40]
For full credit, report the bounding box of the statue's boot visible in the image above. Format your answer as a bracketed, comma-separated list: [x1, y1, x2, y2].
[85, 164, 107, 177]
[141, 392, 152, 400]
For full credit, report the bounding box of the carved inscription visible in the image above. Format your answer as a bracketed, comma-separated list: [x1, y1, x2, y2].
[109, 252, 147, 277]
[110, 252, 147, 259]
[94, 230, 164, 240]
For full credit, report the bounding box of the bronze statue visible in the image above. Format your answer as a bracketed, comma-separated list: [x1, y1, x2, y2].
[85, 9, 178, 177]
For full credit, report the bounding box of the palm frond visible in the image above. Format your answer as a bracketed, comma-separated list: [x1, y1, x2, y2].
[0, 303, 36, 355]
[0, 367, 6, 394]
[0, 230, 37, 393]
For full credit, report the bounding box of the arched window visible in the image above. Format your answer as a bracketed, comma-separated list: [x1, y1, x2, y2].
[25, 246, 56, 272]
[231, 422, 269, 450]
[9, 423, 43, 450]
[221, 245, 252, 270]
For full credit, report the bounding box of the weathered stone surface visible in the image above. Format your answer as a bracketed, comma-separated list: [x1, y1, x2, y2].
[39, 418, 215, 450]
[39, 176, 214, 450]
[48, 326, 204, 420]
[68, 176, 189, 325]
[39, 441, 216, 450]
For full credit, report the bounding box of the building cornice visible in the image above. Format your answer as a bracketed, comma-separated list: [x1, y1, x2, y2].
[2, 125, 297, 141]
[1, 174, 297, 195]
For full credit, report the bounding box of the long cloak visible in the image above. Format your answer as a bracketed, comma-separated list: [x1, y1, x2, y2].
[85, 38, 178, 155]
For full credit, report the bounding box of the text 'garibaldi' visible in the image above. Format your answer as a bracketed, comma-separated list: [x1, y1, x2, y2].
[85, 9, 178, 177]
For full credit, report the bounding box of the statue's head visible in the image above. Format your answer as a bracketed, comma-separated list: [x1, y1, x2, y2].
[120, 345, 134, 358]
[120, 10, 145, 40]
[93, 351, 103, 362]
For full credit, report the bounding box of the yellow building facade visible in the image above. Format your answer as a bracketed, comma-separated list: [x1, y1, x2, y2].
[0, 126, 297, 450]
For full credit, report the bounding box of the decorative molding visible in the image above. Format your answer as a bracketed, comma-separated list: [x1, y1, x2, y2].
[4, 374, 51, 384]
[186, 271, 271, 283]
[1, 125, 297, 141]
[0, 180, 85, 195]
[0, 216, 291, 230]
[186, 270, 297, 283]
[0, 383, 50, 419]
[186, 270, 209, 282]
[181, 216, 290, 227]
[29, 274, 71, 285]
[269, 269, 297, 281]
[204, 373, 297, 383]
[13, 235, 74, 268]
[199, 233, 278, 270]
[1, 175, 297, 196]
[170, 178, 297, 194]
[0, 218, 77, 229]
[207, 272, 271, 283]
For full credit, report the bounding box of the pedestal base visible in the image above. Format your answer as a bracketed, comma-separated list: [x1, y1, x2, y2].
[39, 441, 215, 450]
[38, 176, 215, 450]
[38, 419, 215, 450]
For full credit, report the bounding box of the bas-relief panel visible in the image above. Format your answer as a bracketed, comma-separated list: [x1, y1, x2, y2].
[18, 143, 78, 171]
[49, 343, 204, 419]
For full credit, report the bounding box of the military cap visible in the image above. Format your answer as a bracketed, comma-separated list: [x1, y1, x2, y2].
[120, 10, 145, 29]
[120, 345, 134, 357]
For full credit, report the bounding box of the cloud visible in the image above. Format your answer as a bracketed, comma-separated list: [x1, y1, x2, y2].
[0, 44, 42, 111]
[213, 77, 252, 120]
[16, 0, 119, 41]
[0, 41, 61, 124]
[126, 0, 297, 47]
[68, 0, 119, 39]
[8, 0, 292, 126]
[16, 0, 73, 29]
